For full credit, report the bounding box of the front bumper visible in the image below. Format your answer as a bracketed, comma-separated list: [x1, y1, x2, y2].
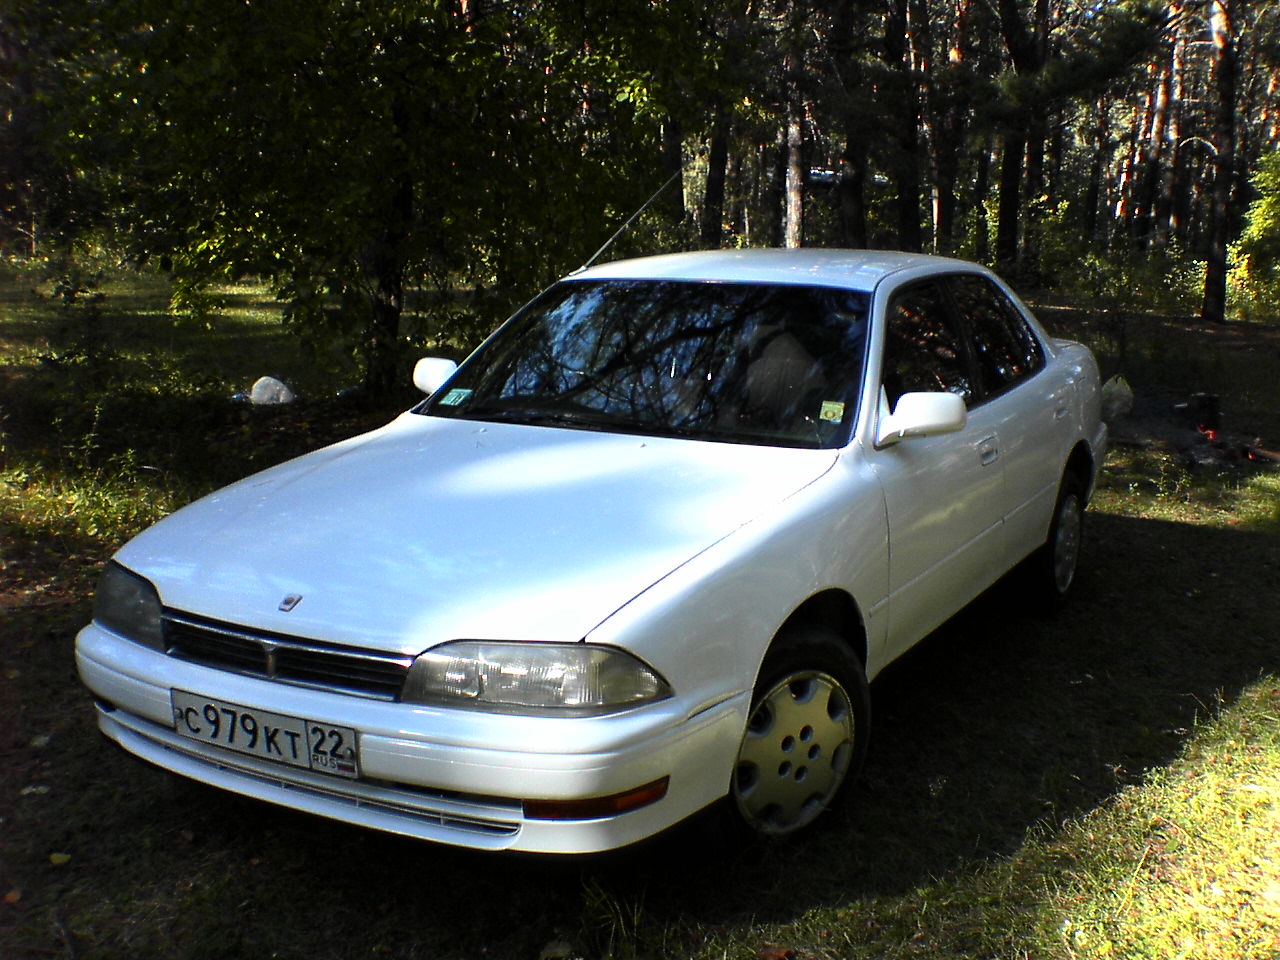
[76, 623, 746, 853]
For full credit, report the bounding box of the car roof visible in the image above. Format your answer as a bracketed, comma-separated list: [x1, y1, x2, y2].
[571, 248, 983, 292]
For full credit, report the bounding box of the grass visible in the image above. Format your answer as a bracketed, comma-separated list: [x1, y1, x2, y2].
[2, 264, 1279, 960]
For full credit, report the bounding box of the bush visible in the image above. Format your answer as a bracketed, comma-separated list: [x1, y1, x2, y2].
[1231, 150, 1280, 320]
[1037, 202, 1205, 315]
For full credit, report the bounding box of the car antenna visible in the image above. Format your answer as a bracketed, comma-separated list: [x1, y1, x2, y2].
[575, 168, 683, 274]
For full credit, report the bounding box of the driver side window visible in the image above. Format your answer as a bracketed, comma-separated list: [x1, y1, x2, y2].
[883, 283, 973, 408]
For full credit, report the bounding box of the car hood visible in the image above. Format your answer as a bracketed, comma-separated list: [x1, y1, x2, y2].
[115, 413, 838, 654]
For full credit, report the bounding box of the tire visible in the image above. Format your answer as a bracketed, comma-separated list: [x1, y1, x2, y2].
[1036, 472, 1086, 603]
[729, 625, 870, 836]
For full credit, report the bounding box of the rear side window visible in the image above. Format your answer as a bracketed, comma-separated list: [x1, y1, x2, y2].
[947, 275, 1044, 396]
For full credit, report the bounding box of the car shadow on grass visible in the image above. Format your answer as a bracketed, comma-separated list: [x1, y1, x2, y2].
[5, 512, 1279, 959]
[633, 507, 1280, 919]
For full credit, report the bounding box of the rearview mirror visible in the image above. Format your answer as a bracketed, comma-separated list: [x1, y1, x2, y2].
[413, 357, 458, 396]
[876, 391, 966, 446]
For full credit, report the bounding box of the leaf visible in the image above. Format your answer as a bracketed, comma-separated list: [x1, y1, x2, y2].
[49, 852, 72, 866]
[758, 948, 794, 960]
[3, 889, 21, 905]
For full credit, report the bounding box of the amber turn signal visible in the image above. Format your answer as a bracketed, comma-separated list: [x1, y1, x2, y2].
[523, 777, 670, 821]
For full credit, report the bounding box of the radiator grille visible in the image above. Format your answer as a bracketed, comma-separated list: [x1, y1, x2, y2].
[163, 612, 413, 700]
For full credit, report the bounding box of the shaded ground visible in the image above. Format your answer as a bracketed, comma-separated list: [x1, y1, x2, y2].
[2, 297, 1279, 958]
[1036, 305, 1280, 443]
[2, 510, 1277, 959]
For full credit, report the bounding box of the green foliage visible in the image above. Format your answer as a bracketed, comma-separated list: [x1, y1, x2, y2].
[1232, 149, 1280, 320]
[1038, 204, 1205, 316]
[31, 0, 714, 395]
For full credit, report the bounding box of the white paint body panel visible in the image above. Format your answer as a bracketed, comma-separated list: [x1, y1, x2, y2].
[110, 414, 839, 655]
[75, 249, 1106, 853]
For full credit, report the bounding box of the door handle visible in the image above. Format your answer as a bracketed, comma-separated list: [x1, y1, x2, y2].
[978, 437, 999, 466]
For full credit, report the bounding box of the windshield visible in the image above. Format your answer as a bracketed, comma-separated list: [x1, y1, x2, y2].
[418, 279, 871, 449]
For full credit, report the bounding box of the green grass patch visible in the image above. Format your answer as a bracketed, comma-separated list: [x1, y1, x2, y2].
[2, 267, 1279, 960]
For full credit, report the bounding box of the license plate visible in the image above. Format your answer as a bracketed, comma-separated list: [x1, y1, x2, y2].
[171, 690, 359, 779]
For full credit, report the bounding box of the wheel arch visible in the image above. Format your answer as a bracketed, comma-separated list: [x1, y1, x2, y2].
[1064, 440, 1096, 501]
[774, 589, 868, 668]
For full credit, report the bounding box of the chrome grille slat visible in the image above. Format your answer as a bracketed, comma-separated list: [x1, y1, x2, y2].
[162, 612, 411, 700]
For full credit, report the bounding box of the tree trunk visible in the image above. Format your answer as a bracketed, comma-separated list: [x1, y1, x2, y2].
[784, 104, 804, 248]
[932, 0, 973, 255]
[362, 82, 414, 400]
[1202, 0, 1236, 325]
[1017, 0, 1050, 276]
[766, 130, 786, 247]
[1083, 99, 1110, 243]
[993, 0, 1045, 275]
[661, 116, 686, 227]
[702, 112, 729, 248]
[973, 131, 994, 263]
[1133, 60, 1173, 245]
[1022, 110, 1047, 276]
[1112, 113, 1142, 225]
[933, 128, 961, 254]
[1, 27, 37, 256]
[839, 126, 868, 247]
[1155, 7, 1187, 248]
[885, 0, 922, 252]
[828, 0, 871, 249]
[364, 167, 412, 399]
[995, 126, 1023, 273]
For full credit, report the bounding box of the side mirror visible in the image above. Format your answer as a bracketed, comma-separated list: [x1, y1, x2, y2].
[413, 357, 458, 396]
[877, 391, 966, 446]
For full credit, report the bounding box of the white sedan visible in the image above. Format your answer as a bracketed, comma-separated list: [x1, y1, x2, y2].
[76, 249, 1106, 854]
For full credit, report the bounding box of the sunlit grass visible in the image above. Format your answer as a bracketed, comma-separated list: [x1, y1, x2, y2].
[1036, 681, 1280, 958]
[0, 458, 185, 545]
[637, 671, 1280, 960]
[1093, 447, 1280, 534]
[968, 678, 1280, 960]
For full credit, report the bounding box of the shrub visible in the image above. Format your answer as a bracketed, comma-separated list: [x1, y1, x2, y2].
[1231, 150, 1280, 320]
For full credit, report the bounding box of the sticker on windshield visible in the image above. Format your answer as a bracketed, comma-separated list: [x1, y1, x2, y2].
[819, 401, 846, 423]
[438, 388, 472, 406]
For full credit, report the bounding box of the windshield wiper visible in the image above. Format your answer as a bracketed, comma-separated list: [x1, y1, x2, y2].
[452, 399, 631, 432]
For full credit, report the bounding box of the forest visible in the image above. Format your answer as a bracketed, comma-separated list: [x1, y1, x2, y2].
[1, 0, 1278, 394]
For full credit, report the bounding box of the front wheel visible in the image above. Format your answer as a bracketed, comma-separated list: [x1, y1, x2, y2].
[731, 626, 870, 836]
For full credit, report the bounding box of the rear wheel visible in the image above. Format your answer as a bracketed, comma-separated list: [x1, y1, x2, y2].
[731, 626, 869, 835]
[1033, 472, 1086, 604]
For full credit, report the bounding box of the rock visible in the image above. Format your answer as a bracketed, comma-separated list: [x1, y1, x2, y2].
[1101, 375, 1134, 423]
[249, 376, 296, 405]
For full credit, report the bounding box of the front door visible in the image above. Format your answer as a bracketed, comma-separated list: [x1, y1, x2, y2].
[868, 280, 1006, 660]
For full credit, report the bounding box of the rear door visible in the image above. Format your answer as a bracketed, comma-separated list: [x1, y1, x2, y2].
[945, 274, 1069, 566]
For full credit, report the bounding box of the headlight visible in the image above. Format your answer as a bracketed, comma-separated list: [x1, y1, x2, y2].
[93, 562, 165, 652]
[401, 641, 672, 715]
